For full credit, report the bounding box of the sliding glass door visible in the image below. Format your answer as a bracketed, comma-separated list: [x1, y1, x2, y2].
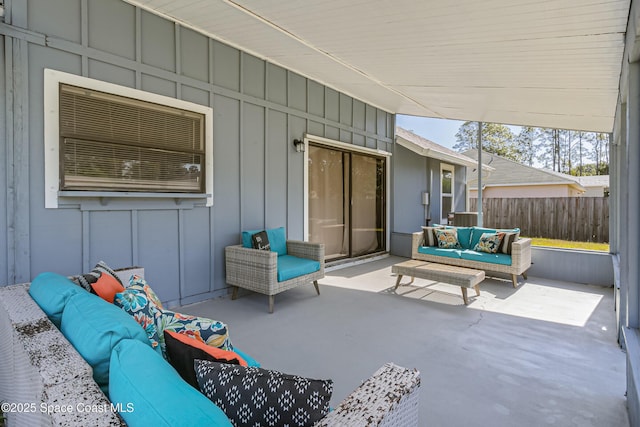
[308, 144, 385, 260]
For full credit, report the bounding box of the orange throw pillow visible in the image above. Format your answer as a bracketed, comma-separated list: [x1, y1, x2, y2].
[91, 272, 125, 303]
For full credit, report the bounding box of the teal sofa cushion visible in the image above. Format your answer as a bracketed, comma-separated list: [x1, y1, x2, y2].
[417, 246, 463, 259]
[29, 272, 87, 328]
[242, 227, 287, 256]
[461, 249, 513, 266]
[233, 347, 261, 368]
[109, 339, 231, 427]
[60, 291, 152, 394]
[277, 254, 320, 282]
[449, 226, 473, 249]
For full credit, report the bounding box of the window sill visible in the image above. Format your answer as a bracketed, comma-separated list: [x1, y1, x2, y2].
[57, 191, 211, 211]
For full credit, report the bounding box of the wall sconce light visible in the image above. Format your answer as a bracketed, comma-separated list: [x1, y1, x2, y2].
[293, 138, 305, 153]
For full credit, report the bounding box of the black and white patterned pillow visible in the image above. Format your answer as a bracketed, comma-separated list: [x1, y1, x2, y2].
[251, 231, 271, 251]
[194, 360, 333, 427]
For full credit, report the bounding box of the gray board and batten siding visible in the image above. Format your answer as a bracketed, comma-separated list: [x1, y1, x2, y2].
[0, 0, 394, 307]
[390, 143, 468, 257]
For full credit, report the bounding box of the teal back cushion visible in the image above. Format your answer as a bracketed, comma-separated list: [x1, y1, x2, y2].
[451, 227, 473, 249]
[241, 227, 287, 256]
[109, 339, 232, 427]
[60, 291, 151, 394]
[29, 272, 87, 328]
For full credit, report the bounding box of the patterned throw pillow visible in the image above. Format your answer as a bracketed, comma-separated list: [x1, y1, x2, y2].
[128, 275, 164, 310]
[474, 232, 504, 254]
[164, 330, 248, 389]
[498, 231, 519, 255]
[71, 261, 125, 303]
[115, 275, 232, 359]
[434, 228, 461, 249]
[421, 226, 443, 246]
[251, 230, 271, 251]
[113, 286, 163, 354]
[195, 360, 333, 427]
[156, 309, 233, 357]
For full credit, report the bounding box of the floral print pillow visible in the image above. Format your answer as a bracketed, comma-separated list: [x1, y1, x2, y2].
[156, 310, 233, 357]
[474, 232, 504, 254]
[434, 228, 461, 249]
[113, 286, 163, 355]
[114, 275, 233, 359]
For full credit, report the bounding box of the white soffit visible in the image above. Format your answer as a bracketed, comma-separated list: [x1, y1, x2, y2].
[126, 0, 630, 133]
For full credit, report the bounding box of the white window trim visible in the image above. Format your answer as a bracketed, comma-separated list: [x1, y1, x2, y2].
[440, 163, 455, 224]
[44, 69, 214, 208]
[302, 134, 391, 253]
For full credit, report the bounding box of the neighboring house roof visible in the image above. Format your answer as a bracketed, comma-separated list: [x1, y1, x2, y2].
[395, 127, 493, 170]
[463, 149, 586, 193]
[575, 175, 610, 189]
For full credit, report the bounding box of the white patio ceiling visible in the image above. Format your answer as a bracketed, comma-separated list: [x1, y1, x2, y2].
[126, 0, 630, 133]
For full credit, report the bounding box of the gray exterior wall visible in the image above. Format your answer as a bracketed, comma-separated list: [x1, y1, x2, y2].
[0, 0, 393, 306]
[390, 144, 467, 257]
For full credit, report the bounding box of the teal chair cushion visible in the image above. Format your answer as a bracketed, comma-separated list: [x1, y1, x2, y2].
[242, 227, 287, 256]
[277, 255, 320, 282]
[109, 339, 231, 427]
[29, 272, 87, 328]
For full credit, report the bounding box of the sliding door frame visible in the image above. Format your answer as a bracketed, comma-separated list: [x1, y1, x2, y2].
[303, 134, 391, 255]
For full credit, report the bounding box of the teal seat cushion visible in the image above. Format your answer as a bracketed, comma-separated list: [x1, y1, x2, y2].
[242, 227, 287, 256]
[233, 347, 261, 368]
[449, 226, 473, 249]
[109, 339, 231, 427]
[277, 254, 320, 282]
[461, 249, 513, 266]
[417, 246, 463, 259]
[29, 272, 87, 328]
[60, 291, 152, 394]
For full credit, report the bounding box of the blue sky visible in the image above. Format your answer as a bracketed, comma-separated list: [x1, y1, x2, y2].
[396, 115, 523, 152]
[395, 115, 465, 150]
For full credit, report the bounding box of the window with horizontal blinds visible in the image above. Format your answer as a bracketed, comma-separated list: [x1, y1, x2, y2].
[59, 83, 205, 193]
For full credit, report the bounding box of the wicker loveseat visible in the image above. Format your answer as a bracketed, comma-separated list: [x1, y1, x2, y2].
[412, 226, 532, 287]
[0, 268, 420, 426]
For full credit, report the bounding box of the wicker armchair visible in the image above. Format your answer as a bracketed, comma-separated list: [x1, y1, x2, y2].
[225, 240, 325, 313]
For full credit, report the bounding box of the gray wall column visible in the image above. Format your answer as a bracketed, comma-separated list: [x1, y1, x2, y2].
[4, 22, 30, 284]
[625, 61, 640, 328]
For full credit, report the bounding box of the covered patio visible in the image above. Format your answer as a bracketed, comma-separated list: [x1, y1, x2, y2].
[1, 0, 638, 425]
[183, 256, 627, 426]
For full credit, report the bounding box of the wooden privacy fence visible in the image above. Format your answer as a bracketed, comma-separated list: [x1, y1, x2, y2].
[469, 197, 609, 243]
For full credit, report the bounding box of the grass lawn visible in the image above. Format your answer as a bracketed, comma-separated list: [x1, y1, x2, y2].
[526, 237, 609, 252]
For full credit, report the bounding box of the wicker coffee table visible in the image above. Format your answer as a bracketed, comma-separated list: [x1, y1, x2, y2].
[392, 259, 485, 305]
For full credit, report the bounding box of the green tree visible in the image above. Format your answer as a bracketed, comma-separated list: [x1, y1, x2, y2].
[453, 121, 519, 161]
[516, 126, 539, 166]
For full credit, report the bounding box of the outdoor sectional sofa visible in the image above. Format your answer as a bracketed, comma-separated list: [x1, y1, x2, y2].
[0, 267, 420, 427]
[411, 226, 532, 287]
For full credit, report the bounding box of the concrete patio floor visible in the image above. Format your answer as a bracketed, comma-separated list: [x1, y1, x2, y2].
[181, 256, 628, 426]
